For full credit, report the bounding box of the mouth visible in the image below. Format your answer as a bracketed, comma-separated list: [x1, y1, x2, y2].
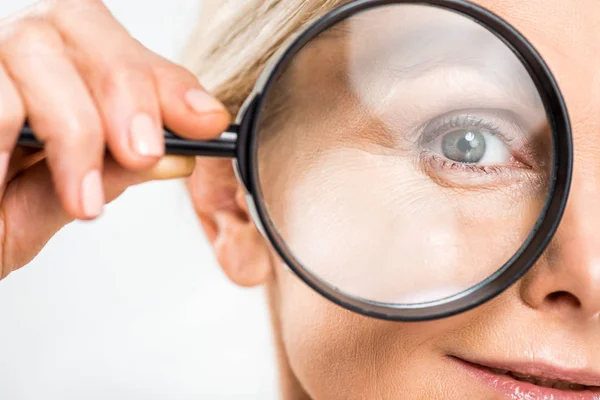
[450, 356, 600, 399]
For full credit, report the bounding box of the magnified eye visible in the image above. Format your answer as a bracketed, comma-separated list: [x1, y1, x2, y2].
[421, 114, 515, 168]
[436, 129, 510, 164]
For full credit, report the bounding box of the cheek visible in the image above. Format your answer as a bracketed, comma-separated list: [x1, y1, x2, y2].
[261, 144, 542, 304]
[274, 269, 395, 399]
[257, 111, 543, 398]
[275, 266, 490, 399]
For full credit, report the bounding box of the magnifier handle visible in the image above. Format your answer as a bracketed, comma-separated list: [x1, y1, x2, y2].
[17, 122, 238, 158]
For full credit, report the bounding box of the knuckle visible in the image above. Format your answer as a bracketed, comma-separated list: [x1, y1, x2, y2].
[167, 63, 196, 80]
[0, 94, 25, 137]
[47, 0, 108, 22]
[158, 63, 199, 89]
[52, 0, 105, 10]
[96, 63, 153, 98]
[0, 107, 25, 138]
[55, 113, 104, 151]
[19, 0, 111, 40]
[5, 20, 64, 54]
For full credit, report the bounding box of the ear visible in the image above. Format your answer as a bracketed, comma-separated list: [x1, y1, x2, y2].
[187, 158, 272, 287]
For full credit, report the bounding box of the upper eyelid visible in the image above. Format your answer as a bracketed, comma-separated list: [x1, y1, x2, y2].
[420, 116, 503, 146]
[419, 109, 526, 147]
[421, 113, 542, 170]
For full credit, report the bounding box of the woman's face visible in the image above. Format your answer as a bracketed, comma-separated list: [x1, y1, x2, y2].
[256, 3, 551, 304]
[192, 0, 600, 398]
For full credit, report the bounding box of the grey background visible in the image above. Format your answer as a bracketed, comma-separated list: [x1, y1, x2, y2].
[0, 1, 279, 399]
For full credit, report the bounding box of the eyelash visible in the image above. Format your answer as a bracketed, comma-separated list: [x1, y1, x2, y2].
[418, 113, 519, 175]
[419, 114, 510, 146]
[421, 154, 506, 175]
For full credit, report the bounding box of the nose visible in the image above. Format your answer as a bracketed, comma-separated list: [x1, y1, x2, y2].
[519, 157, 600, 322]
[502, 0, 600, 325]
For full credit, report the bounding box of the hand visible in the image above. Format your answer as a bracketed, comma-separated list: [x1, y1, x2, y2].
[0, 0, 230, 279]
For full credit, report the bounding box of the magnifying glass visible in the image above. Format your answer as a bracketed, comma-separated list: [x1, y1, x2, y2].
[18, 0, 572, 321]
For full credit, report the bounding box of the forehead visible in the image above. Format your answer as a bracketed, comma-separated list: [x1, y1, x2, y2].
[320, 0, 600, 145]
[320, 0, 599, 81]
[302, 0, 599, 124]
[478, 0, 599, 52]
[476, 0, 600, 155]
[473, 0, 600, 119]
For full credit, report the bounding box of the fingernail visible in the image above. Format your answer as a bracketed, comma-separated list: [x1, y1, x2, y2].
[0, 152, 10, 184]
[81, 169, 104, 219]
[184, 89, 226, 114]
[129, 113, 164, 157]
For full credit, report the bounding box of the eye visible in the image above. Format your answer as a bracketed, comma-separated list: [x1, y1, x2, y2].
[416, 112, 540, 189]
[435, 128, 511, 164]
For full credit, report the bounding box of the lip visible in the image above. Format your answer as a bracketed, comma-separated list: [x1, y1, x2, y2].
[451, 356, 600, 400]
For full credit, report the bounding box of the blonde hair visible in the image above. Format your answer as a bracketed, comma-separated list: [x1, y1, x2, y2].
[181, 0, 351, 115]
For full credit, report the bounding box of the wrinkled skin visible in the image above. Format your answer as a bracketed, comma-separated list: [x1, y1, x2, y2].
[190, 0, 600, 399]
[1, 0, 599, 398]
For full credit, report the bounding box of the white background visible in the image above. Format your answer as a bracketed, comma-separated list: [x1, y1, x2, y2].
[0, 1, 279, 399]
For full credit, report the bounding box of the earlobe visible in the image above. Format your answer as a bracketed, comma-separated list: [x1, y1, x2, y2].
[187, 159, 273, 287]
[212, 209, 273, 287]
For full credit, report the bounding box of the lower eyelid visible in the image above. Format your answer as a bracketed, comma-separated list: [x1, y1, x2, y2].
[420, 151, 501, 173]
[418, 151, 538, 192]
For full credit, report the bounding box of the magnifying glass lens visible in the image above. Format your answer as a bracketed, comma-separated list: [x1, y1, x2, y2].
[254, 4, 553, 306]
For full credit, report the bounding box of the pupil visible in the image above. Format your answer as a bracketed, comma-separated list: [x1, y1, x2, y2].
[442, 130, 486, 163]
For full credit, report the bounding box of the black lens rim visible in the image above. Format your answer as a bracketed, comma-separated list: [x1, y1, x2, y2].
[236, 0, 573, 321]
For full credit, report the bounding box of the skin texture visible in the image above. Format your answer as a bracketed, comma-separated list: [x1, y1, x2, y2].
[189, 0, 600, 399]
[1, 0, 600, 399]
[256, 5, 550, 303]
